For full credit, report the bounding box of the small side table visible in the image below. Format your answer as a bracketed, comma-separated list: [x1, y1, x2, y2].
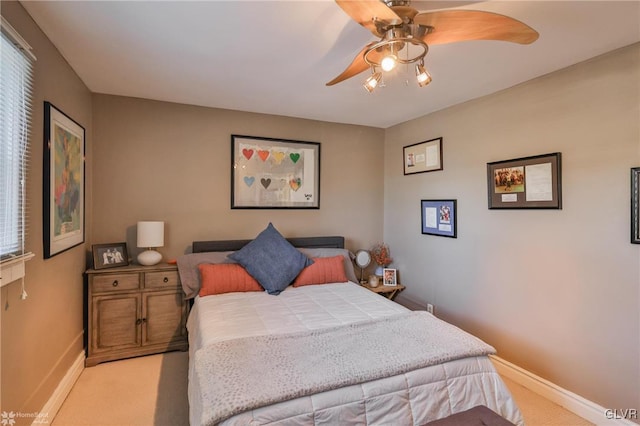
[360, 283, 405, 300]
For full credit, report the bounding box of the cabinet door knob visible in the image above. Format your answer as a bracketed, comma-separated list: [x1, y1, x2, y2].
[112, 280, 119, 287]
[163, 277, 169, 283]
[136, 318, 142, 325]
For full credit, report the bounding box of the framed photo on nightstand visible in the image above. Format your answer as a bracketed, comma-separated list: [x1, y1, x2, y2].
[383, 268, 397, 286]
[92, 242, 129, 269]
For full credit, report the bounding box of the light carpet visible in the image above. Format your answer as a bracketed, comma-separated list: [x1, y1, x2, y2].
[52, 351, 593, 426]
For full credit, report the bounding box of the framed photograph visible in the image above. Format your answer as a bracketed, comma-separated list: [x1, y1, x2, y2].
[43, 102, 85, 258]
[403, 137, 443, 175]
[92, 243, 129, 270]
[632, 167, 640, 244]
[421, 199, 457, 238]
[487, 152, 562, 209]
[231, 135, 320, 209]
[383, 268, 397, 286]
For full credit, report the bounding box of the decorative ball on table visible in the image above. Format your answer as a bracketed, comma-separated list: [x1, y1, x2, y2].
[371, 243, 392, 276]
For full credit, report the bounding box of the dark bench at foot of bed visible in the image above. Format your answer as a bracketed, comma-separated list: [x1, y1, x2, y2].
[425, 405, 517, 426]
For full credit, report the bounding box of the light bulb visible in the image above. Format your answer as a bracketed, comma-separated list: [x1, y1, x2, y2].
[363, 72, 382, 93]
[381, 55, 397, 72]
[416, 63, 432, 87]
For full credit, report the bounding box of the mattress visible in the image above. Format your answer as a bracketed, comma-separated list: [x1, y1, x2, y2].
[187, 282, 523, 425]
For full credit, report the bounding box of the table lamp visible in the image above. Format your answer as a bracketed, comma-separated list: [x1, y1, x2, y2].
[137, 221, 164, 266]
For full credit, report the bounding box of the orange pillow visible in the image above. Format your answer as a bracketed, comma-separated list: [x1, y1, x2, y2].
[198, 263, 263, 297]
[293, 256, 348, 287]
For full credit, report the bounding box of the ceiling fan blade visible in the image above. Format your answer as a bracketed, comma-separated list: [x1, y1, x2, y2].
[326, 44, 371, 86]
[414, 10, 539, 45]
[326, 42, 389, 86]
[336, 0, 402, 37]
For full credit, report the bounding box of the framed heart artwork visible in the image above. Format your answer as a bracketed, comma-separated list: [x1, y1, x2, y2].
[231, 135, 321, 209]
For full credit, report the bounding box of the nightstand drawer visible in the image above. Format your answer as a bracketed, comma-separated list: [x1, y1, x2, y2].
[92, 273, 139, 293]
[145, 270, 180, 290]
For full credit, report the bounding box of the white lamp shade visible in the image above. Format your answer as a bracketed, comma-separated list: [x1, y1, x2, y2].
[137, 221, 164, 248]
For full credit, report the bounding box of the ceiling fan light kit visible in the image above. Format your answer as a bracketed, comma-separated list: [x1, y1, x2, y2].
[329, 0, 539, 93]
[363, 71, 383, 93]
[361, 21, 432, 92]
[415, 62, 432, 87]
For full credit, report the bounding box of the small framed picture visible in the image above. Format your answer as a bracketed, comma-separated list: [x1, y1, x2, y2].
[421, 199, 457, 238]
[92, 243, 129, 270]
[383, 268, 397, 286]
[403, 137, 443, 175]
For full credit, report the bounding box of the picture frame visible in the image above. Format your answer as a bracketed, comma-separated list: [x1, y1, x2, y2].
[421, 199, 457, 238]
[231, 135, 321, 209]
[487, 152, 562, 210]
[92, 243, 129, 270]
[43, 102, 85, 258]
[403, 137, 443, 175]
[383, 268, 397, 287]
[632, 167, 640, 244]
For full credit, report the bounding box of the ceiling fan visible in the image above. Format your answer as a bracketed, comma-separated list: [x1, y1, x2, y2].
[327, 0, 539, 92]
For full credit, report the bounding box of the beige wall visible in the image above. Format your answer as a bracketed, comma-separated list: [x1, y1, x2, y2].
[387, 44, 640, 412]
[0, 1, 92, 422]
[91, 95, 385, 262]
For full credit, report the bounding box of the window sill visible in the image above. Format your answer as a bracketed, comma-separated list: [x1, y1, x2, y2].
[0, 252, 34, 287]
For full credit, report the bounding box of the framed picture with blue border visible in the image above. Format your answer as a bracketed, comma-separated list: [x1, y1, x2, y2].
[421, 199, 457, 238]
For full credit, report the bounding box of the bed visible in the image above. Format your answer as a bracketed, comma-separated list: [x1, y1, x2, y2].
[178, 229, 523, 426]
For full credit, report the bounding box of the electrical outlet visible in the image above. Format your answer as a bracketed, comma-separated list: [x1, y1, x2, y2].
[426, 304, 434, 315]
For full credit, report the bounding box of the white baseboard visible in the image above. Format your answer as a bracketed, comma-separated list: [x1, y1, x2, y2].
[490, 355, 638, 426]
[35, 351, 85, 425]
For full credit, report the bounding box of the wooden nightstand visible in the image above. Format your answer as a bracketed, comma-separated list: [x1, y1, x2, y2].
[85, 263, 189, 367]
[360, 283, 405, 300]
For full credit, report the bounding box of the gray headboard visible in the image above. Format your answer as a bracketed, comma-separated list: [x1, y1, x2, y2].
[192, 236, 345, 253]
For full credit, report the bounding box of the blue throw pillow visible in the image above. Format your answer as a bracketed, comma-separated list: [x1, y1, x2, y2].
[228, 223, 313, 295]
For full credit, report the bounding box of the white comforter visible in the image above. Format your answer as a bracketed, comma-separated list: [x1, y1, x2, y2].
[187, 282, 523, 425]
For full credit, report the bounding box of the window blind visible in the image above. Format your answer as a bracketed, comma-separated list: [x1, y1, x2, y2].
[0, 18, 34, 262]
